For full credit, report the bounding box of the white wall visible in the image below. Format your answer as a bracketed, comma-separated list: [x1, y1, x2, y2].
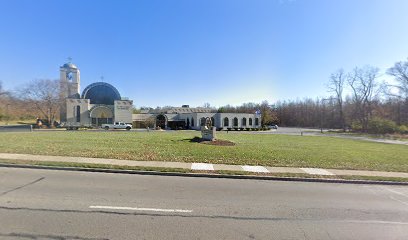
[114, 100, 133, 124]
[66, 99, 90, 126]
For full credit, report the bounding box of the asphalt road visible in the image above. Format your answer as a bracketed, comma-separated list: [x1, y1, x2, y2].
[0, 167, 407, 240]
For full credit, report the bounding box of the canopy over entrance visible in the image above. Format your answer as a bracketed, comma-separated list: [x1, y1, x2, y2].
[90, 106, 113, 126]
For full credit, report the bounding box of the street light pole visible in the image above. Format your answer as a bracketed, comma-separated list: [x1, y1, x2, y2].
[6, 104, 10, 125]
[320, 106, 324, 133]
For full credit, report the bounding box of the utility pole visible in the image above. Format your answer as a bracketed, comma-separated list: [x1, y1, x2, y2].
[6, 104, 10, 125]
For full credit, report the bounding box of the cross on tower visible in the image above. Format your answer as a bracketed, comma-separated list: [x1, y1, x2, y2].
[101, 76, 105, 82]
[67, 57, 72, 63]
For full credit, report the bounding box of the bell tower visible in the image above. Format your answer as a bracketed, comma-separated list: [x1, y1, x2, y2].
[60, 58, 81, 122]
[60, 58, 80, 98]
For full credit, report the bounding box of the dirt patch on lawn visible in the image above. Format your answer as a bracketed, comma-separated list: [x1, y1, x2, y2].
[190, 137, 235, 146]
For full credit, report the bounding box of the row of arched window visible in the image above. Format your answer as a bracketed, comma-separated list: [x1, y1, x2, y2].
[223, 117, 258, 127]
[187, 116, 259, 127]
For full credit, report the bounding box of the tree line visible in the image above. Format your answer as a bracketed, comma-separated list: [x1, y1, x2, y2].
[0, 79, 60, 125]
[216, 58, 408, 133]
[277, 59, 408, 133]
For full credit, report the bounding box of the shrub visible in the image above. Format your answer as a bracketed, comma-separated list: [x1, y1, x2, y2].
[398, 125, 408, 134]
[367, 117, 398, 134]
[351, 121, 363, 132]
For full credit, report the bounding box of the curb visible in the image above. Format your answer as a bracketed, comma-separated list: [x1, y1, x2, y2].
[1, 163, 407, 186]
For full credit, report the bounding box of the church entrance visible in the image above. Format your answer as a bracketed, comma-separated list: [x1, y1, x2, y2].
[90, 106, 113, 126]
[156, 114, 166, 129]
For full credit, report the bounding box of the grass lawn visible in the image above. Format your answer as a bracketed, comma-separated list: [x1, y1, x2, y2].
[0, 130, 407, 172]
[0, 120, 35, 125]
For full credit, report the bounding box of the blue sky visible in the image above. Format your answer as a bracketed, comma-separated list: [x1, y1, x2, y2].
[1, 0, 408, 108]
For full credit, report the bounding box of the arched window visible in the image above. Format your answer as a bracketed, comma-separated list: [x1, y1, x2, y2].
[242, 117, 247, 126]
[186, 118, 190, 128]
[200, 117, 206, 126]
[76, 106, 80, 122]
[249, 118, 253, 126]
[223, 117, 229, 127]
[191, 117, 194, 127]
[211, 117, 215, 126]
[233, 117, 238, 127]
[255, 118, 259, 126]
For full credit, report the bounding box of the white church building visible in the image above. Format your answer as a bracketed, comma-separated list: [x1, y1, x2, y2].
[133, 106, 261, 131]
[59, 61, 261, 130]
[59, 62, 133, 128]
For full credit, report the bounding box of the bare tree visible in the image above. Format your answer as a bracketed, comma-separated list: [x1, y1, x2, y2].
[347, 66, 379, 132]
[387, 58, 408, 124]
[327, 69, 346, 130]
[203, 102, 211, 108]
[218, 104, 237, 113]
[144, 116, 156, 128]
[387, 58, 408, 100]
[0, 81, 8, 96]
[19, 79, 61, 126]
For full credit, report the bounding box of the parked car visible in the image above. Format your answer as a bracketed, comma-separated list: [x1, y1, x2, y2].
[101, 122, 132, 130]
[269, 125, 278, 129]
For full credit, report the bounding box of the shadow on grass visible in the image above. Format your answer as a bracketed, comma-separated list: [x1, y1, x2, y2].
[174, 137, 236, 146]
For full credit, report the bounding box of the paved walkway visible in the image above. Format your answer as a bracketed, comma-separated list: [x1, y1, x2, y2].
[0, 153, 407, 179]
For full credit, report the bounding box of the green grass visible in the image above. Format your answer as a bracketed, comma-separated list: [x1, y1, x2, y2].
[0, 131, 407, 172]
[324, 131, 408, 142]
[0, 120, 35, 125]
